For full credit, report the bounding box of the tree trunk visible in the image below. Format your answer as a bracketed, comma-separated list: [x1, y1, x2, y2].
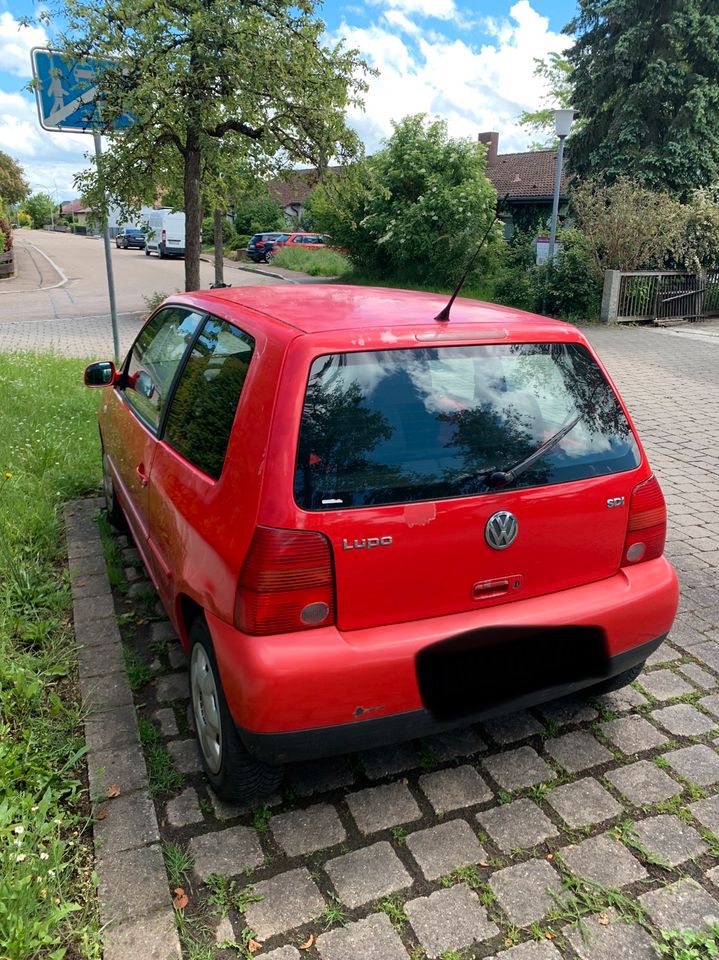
[213, 208, 225, 286]
[183, 136, 202, 292]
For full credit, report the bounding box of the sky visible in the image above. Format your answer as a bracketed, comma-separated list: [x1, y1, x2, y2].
[0, 0, 577, 200]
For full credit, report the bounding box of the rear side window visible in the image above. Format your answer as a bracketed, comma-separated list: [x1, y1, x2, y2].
[294, 343, 641, 511]
[163, 316, 255, 479]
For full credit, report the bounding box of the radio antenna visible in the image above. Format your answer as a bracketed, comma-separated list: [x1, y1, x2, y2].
[435, 193, 509, 322]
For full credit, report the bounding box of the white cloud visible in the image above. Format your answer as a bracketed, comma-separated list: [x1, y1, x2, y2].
[338, 0, 569, 155]
[0, 90, 92, 197]
[0, 11, 49, 78]
[376, 0, 458, 21]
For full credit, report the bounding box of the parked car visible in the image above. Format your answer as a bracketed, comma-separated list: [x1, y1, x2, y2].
[246, 232, 286, 263]
[115, 227, 146, 250]
[84, 286, 678, 801]
[145, 209, 185, 258]
[274, 232, 328, 250]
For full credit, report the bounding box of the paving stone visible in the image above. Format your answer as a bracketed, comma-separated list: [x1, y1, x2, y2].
[243, 868, 325, 940]
[73, 594, 117, 630]
[646, 644, 682, 666]
[85, 703, 139, 753]
[103, 907, 181, 960]
[72, 615, 121, 651]
[286, 756, 355, 797]
[87, 741, 149, 800]
[689, 794, 719, 834]
[565, 909, 657, 960]
[358, 742, 420, 779]
[537, 695, 598, 727]
[489, 859, 561, 926]
[168, 644, 187, 670]
[155, 673, 189, 703]
[482, 711, 544, 744]
[422, 726, 487, 760]
[559, 833, 647, 887]
[77, 637, 125, 678]
[69, 551, 112, 582]
[97, 844, 169, 923]
[699, 694, 719, 719]
[594, 685, 648, 712]
[94, 791, 160, 856]
[546, 777, 622, 829]
[270, 803, 346, 856]
[707, 866, 719, 889]
[679, 662, 716, 689]
[406, 819, 487, 881]
[153, 707, 179, 738]
[166, 788, 203, 828]
[640, 668, 695, 701]
[664, 744, 719, 785]
[346, 782, 421, 834]
[478, 798, 558, 853]
[72, 571, 113, 600]
[544, 731, 612, 773]
[121, 546, 141, 564]
[325, 841, 411, 908]
[652, 703, 717, 736]
[632, 814, 708, 866]
[81, 670, 135, 714]
[128, 580, 155, 599]
[207, 788, 282, 821]
[640, 878, 719, 933]
[214, 916, 235, 946]
[489, 943, 562, 960]
[167, 739, 201, 774]
[604, 760, 680, 805]
[692, 644, 719, 673]
[599, 715, 667, 755]
[151, 620, 178, 645]
[670, 616, 711, 650]
[419, 764, 493, 814]
[483, 746, 556, 791]
[189, 826, 263, 879]
[405, 883, 499, 959]
[316, 913, 409, 960]
[124, 566, 140, 583]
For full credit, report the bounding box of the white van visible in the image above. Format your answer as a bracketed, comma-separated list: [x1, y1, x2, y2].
[145, 209, 186, 258]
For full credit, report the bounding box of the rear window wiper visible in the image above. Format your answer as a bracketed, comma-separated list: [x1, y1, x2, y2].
[485, 410, 583, 489]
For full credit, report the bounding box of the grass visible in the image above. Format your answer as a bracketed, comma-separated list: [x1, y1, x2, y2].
[272, 245, 352, 277]
[547, 872, 648, 943]
[162, 841, 194, 889]
[123, 646, 152, 691]
[376, 894, 407, 931]
[322, 896, 349, 929]
[0, 352, 104, 959]
[137, 715, 184, 796]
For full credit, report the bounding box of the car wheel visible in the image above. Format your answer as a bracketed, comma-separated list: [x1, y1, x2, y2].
[145, 246, 150, 256]
[115, 239, 121, 248]
[158, 246, 165, 259]
[590, 659, 646, 695]
[264, 251, 273, 263]
[189, 618, 283, 802]
[102, 448, 127, 530]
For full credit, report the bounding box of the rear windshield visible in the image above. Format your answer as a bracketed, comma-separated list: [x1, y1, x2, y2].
[294, 343, 641, 511]
[125, 228, 143, 235]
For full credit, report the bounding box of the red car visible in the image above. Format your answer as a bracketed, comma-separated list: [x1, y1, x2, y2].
[85, 286, 678, 800]
[273, 232, 328, 250]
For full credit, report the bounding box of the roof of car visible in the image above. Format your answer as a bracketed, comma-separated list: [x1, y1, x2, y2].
[181, 285, 579, 339]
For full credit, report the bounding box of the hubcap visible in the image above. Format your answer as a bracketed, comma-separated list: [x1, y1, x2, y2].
[190, 644, 222, 774]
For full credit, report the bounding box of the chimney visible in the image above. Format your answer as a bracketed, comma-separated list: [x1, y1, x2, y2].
[477, 131, 499, 164]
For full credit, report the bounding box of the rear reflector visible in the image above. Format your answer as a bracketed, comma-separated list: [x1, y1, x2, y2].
[235, 527, 335, 635]
[621, 475, 666, 566]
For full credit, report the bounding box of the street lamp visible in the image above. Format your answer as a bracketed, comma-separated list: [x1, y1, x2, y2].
[547, 108, 574, 262]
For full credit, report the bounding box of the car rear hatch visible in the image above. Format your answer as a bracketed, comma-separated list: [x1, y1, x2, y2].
[290, 340, 645, 631]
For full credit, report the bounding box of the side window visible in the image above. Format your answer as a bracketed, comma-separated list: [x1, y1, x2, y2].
[124, 307, 204, 431]
[163, 316, 255, 480]
[292, 236, 303, 244]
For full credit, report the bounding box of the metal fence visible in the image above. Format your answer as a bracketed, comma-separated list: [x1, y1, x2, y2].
[602, 269, 719, 323]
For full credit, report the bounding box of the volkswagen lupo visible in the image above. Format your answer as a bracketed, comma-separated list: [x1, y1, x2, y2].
[84, 286, 679, 800]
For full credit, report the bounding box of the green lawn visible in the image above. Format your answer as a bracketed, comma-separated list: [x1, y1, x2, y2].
[0, 352, 103, 960]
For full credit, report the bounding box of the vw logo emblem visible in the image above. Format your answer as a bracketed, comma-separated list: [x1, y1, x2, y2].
[485, 510, 518, 550]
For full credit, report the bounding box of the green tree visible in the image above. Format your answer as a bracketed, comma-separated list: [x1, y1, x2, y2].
[20, 193, 55, 230]
[518, 54, 575, 149]
[307, 115, 499, 286]
[0, 151, 29, 205]
[565, 0, 719, 197]
[234, 196, 286, 236]
[50, 0, 368, 291]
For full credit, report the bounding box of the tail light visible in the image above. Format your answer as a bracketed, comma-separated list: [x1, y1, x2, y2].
[256, 241, 265, 247]
[235, 527, 335, 635]
[621, 475, 666, 566]
[161, 229, 167, 243]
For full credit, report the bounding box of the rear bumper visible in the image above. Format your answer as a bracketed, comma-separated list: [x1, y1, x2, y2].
[206, 556, 678, 762]
[240, 632, 664, 764]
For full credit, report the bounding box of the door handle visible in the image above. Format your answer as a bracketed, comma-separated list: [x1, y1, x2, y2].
[136, 464, 149, 488]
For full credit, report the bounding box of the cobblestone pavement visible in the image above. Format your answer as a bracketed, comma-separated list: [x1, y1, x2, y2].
[89, 322, 719, 959]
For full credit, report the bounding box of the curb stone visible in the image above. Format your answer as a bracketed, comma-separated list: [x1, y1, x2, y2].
[64, 498, 180, 960]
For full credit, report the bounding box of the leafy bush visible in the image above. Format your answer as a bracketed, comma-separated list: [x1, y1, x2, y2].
[654, 924, 719, 960]
[201, 214, 238, 249]
[272, 246, 351, 277]
[233, 196, 286, 236]
[0, 217, 12, 253]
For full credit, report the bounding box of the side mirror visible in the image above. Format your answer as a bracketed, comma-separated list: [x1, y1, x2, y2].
[84, 361, 117, 387]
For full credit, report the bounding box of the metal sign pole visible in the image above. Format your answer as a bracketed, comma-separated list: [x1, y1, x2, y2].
[93, 130, 121, 363]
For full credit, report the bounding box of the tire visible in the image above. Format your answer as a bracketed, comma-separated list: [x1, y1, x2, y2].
[145, 246, 150, 256]
[102, 448, 127, 530]
[158, 245, 165, 260]
[115, 239, 121, 248]
[591, 659, 645, 695]
[264, 250, 273, 263]
[189, 618, 283, 802]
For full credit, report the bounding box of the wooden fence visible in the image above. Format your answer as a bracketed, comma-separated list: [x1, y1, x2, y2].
[0, 248, 13, 279]
[601, 269, 719, 323]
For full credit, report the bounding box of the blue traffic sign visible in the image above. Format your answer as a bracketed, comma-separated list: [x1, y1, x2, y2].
[31, 48, 135, 134]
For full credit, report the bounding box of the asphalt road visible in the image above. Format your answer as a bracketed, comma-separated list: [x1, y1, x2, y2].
[0, 229, 281, 356]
